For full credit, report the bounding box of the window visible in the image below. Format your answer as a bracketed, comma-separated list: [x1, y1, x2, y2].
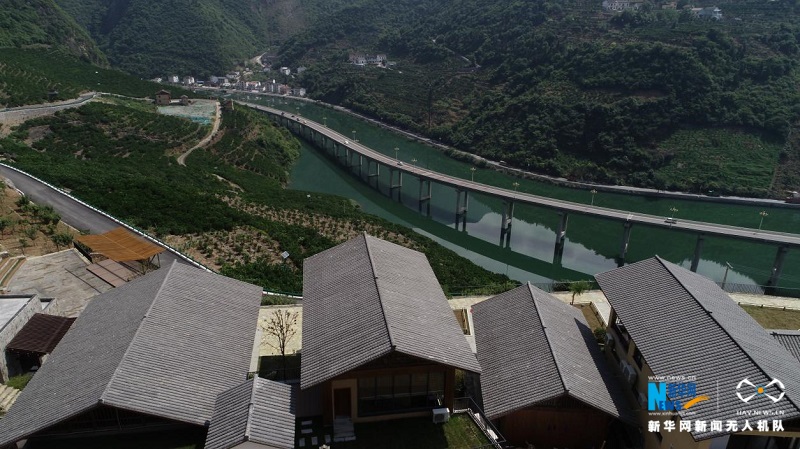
[357, 370, 447, 417]
[633, 346, 645, 370]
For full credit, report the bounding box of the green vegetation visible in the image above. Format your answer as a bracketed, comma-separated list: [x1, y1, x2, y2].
[743, 305, 800, 329]
[6, 373, 33, 390]
[1, 100, 509, 295]
[0, 48, 189, 107]
[654, 129, 784, 196]
[3, 102, 240, 235]
[25, 429, 205, 449]
[0, 0, 104, 64]
[340, 415, 490, 449]
[52, 0, 345, 78]
[279, 0, 800, 197]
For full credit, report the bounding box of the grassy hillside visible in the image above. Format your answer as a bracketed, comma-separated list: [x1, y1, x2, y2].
[0, 48, 191, 107]
[0, 0, 105, 64]
[0, 101, 510, 295]
[279, 0, 800, 198]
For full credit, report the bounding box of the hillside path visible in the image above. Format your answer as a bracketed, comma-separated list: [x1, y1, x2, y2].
[177, 100, 221, 166]
[0, 92, 97, 136]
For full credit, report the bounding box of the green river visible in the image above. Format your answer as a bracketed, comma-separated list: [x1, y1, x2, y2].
[235, 94, 800, 296]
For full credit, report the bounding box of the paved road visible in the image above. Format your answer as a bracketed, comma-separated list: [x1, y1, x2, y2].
[0, 92, 97, 134]
[245, 102, 800, 249]
[0, 165, 183, 267]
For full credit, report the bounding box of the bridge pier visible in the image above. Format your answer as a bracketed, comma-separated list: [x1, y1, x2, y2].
[767, 245, 789, 290]
[690, 234, 705, 272]
[367, 160, 380, 189]
[552, 212, 569, 265]
[500, 201, 515, 247]
[619, 222, 633, 264]
[349, 151, 362, 174]
[555, 212, 568, 246]
[419, 178, 432, 216]
[455, 189, 468, 230]
[389, 169, 403, 202]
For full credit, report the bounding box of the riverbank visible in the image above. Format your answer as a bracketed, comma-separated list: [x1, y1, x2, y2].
[203, 87, 799, 210]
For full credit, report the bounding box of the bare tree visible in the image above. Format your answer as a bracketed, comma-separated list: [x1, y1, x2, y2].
[261, 309, 299, 380]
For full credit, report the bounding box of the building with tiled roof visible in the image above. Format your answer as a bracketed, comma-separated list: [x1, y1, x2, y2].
[205, 376, 295, 449]
[596, 256, 800, 449]
[0, 262, 264, 447]
[301, 233, 480, 426]
[473, 283, 635, 447]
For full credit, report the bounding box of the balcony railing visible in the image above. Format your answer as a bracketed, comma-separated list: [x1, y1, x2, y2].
[453, 397, 506, 449]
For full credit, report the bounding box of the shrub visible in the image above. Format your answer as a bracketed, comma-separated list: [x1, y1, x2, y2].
[6, 372, 33, 390]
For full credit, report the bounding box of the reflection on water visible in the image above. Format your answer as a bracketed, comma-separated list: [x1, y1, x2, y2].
[235, 93, 799, 294]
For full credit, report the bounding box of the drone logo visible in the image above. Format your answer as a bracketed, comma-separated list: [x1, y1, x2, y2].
[736, 378, 785, 403]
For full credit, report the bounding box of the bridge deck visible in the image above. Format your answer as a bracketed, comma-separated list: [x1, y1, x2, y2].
[244, 102, 800, 249]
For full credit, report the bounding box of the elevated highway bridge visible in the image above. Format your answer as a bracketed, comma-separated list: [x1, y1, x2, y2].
[243, 102, 800, 289]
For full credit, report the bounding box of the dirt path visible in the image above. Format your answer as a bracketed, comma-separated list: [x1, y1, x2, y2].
[177, 100, 221, 166]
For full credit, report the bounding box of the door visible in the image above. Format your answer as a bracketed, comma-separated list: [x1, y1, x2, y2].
[333, 388, 351, 418]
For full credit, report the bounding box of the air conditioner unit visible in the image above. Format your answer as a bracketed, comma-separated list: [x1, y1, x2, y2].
[432, 407, 450, 424]
[619, 359, 629, 373]
[638, 391, 648, 407]
[624, 364, 638, 385]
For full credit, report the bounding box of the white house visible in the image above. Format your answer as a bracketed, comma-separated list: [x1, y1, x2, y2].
[602, 0, 643, 11]
[696, 6, 722, 19]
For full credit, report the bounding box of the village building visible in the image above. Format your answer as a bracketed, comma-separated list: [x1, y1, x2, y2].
[300, 233, 481, 440]
[602, 0, 644, 11]
[0, 295, 42, 383]
[5, 312, 74, 380]
[155, 89, 171, 106]
[696, 6, 723, 20]
[596, 257, 800, 449]
[205, 376, 295, 449]
[473, 283, 636, 448]
[0, 262, 295, 448]
[772, 330, 800, 362]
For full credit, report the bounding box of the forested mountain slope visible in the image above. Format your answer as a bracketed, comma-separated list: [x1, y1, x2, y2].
[279, 0, 800, 197]
[52, 0, 351, 77]
[0, 0, 105, 64]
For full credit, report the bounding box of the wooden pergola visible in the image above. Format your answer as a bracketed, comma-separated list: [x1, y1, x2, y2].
[75, 227, 165, 271]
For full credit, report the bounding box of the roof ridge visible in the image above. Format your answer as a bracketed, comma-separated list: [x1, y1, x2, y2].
[244, 376, 259, 441]
[363, 233, 396, 350]
[657, 257, 800, 414]
[526, 283, 568, 395]
[100, 262, 177, 404]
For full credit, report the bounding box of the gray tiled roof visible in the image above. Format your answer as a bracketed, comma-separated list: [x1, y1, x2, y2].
[473, 284, 633, 422]
[771, 330, 800, 362]
[0, 262, 262, 446]
[205, 376, 295, 449]
[301, 233, 480, 389]
[595, 257, 800, 441]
